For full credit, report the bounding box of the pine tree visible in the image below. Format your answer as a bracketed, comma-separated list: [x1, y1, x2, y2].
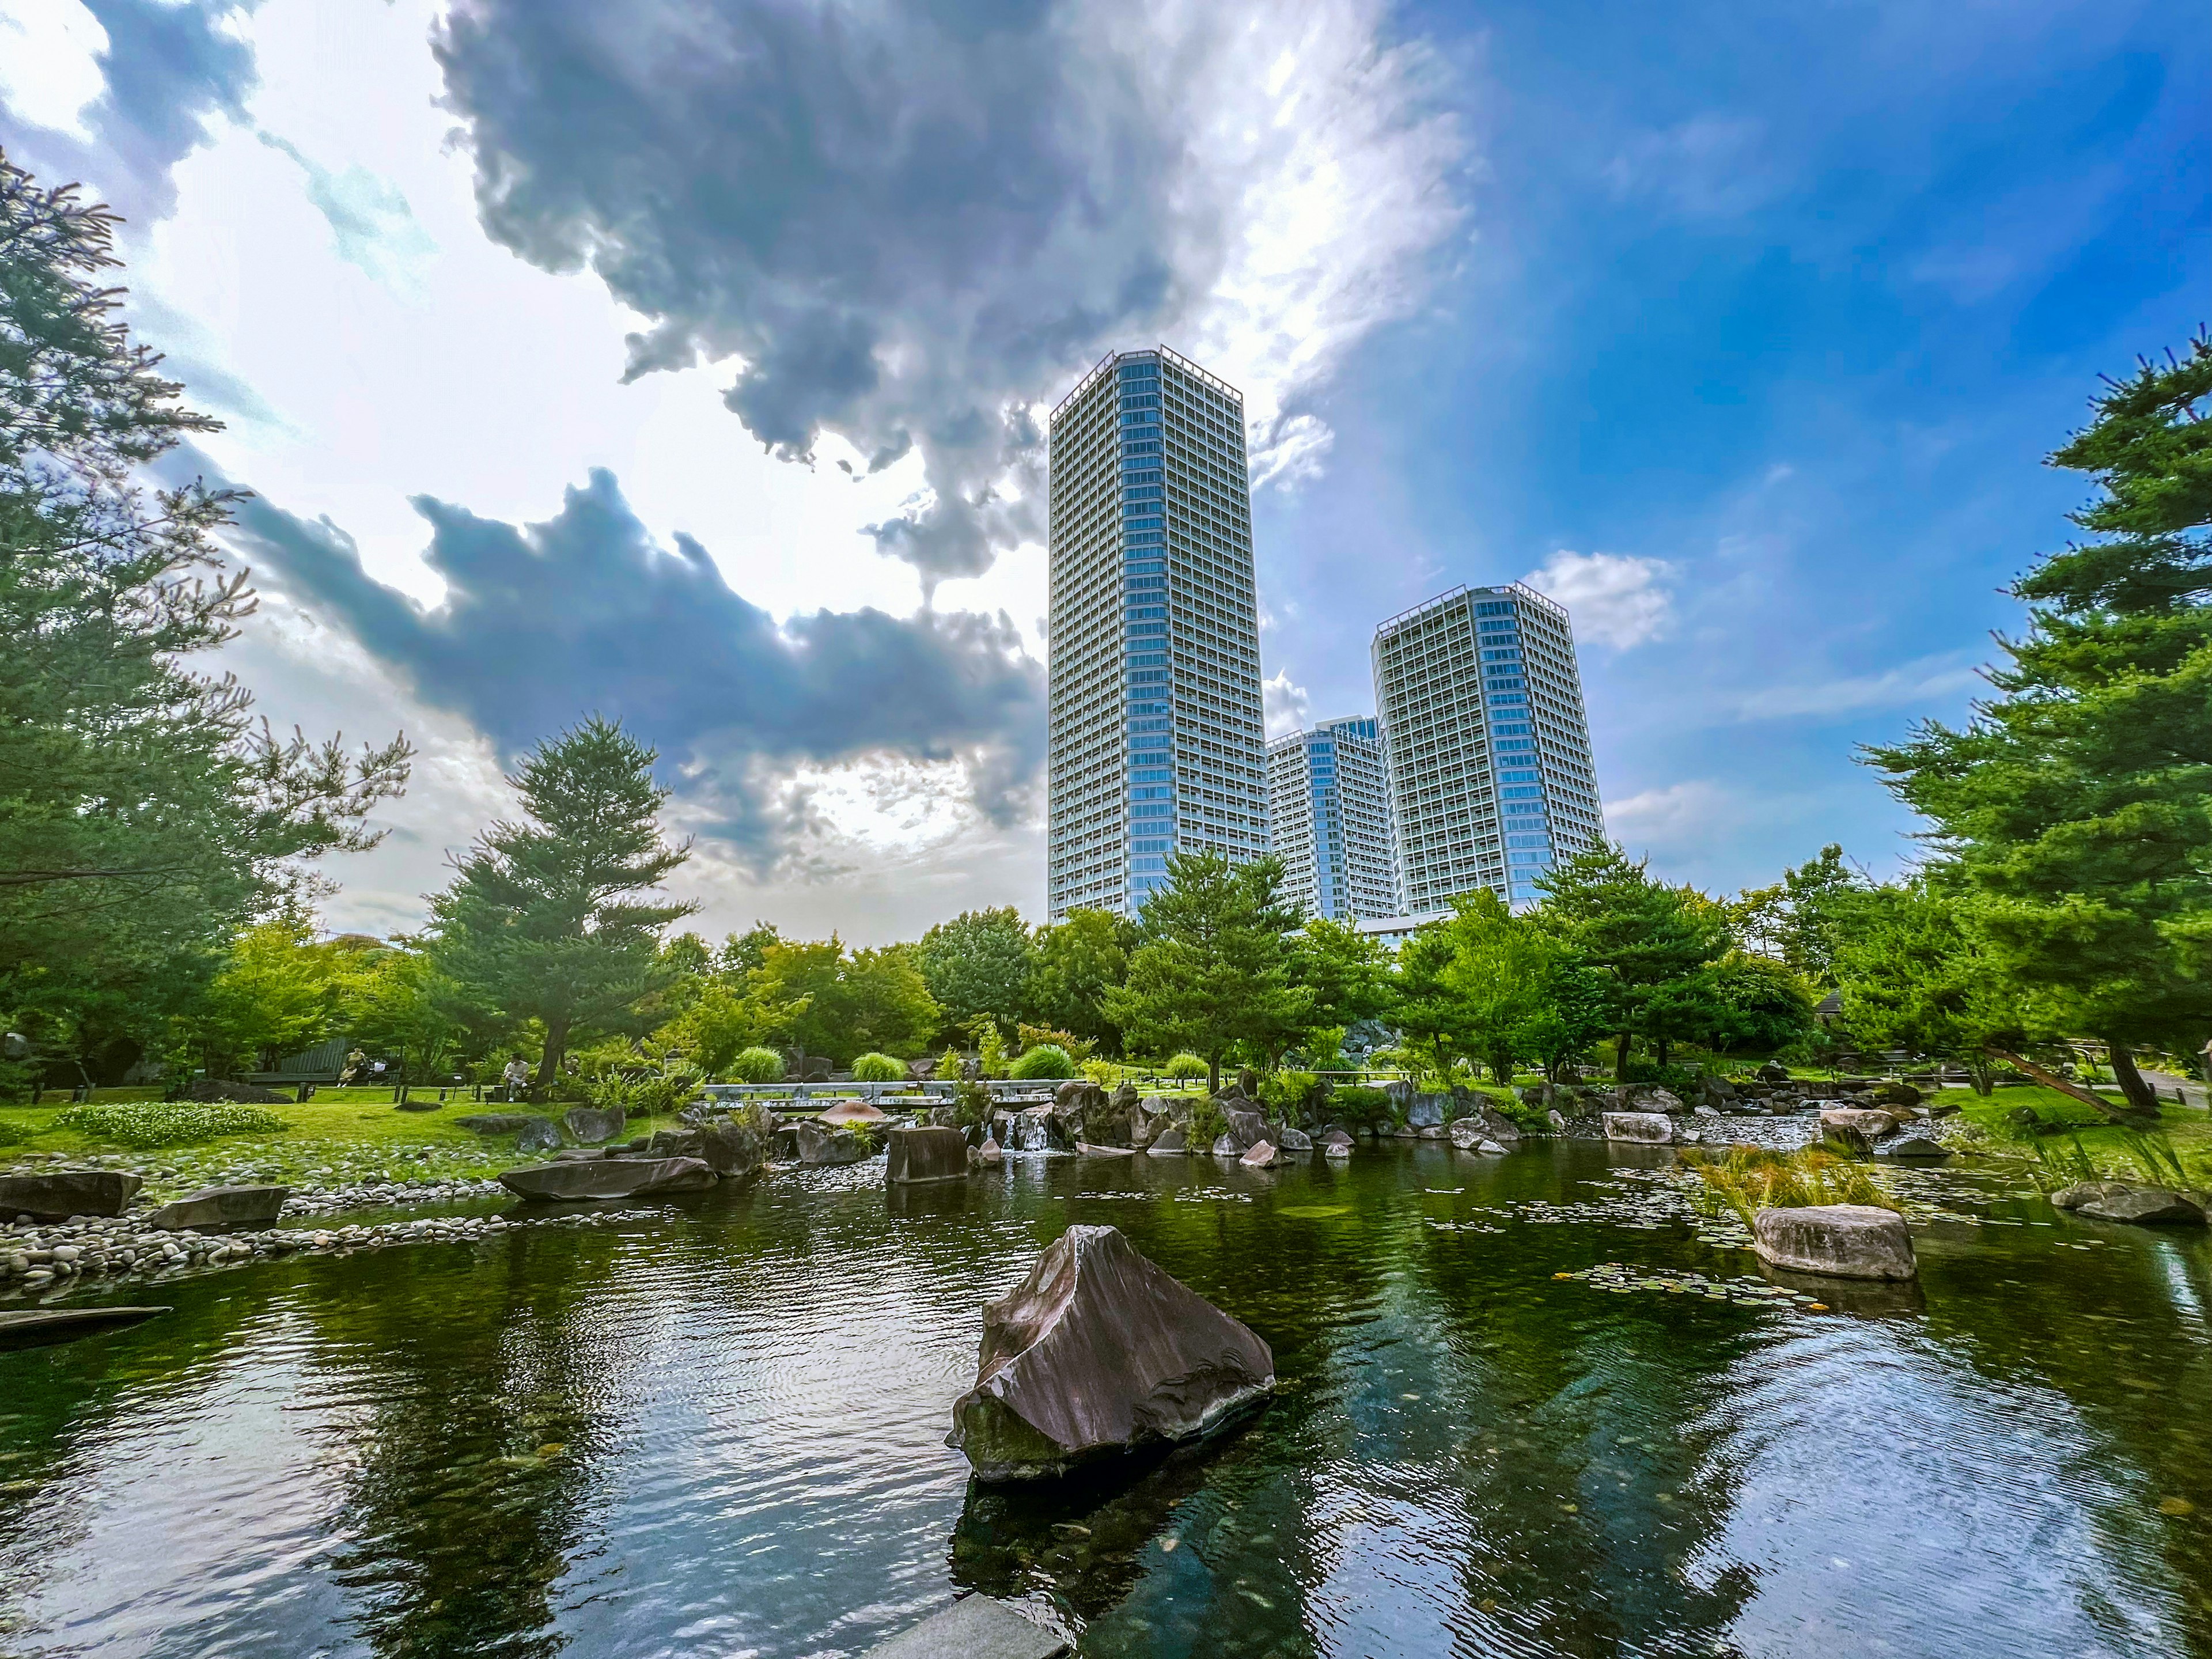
[1868, 336, 2211, 1112]
[430, 718, 695, 1091]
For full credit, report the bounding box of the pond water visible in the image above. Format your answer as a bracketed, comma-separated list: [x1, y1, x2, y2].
[1, 1141, 2207, 1658]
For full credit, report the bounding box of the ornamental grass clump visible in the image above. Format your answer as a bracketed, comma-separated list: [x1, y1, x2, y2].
[1009, 1044, 1074, 1081]
[1163, 1054, 1209, 1081]
[728, 1047, 786, 1085]
[850, 1052, 907, 1082]
[1687, 1145, 1898, 1226]
[57, 1101, 289, 1149]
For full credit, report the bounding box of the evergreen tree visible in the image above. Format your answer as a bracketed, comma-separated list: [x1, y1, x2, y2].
[1104, 851, 1306, 1093]
[1, 155, 408, 1077]
[430, 718, 695, 1091]
[1534, 844, 1729, 1077]
[1868, 336, 2211, 1112]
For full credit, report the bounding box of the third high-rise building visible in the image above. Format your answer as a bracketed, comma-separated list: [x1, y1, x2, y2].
[1266, 716, 1401, 922]
[1045, 346, 1268, 919]
[1370, 582, 1604, 913]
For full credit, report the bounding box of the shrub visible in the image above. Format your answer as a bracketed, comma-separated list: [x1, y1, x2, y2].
[728, 1047, 786, 1085]
[1258, 1070, 1319, 1122]
[56, 1101, 289, 1149]
[850, 1052, 908, 1082]
[843, 1120, 881, 1155]
[951, 1081, 993, 1130]
[1164, 1053, 1209, 1081]
[1010, 1044, 1074, 1081]
[1330, 1086, 1393, 1131]
[1185, 1097, 1229, 1147]
[934, 1047, 964, 1082]
[1081, 1058, 1118, 1088]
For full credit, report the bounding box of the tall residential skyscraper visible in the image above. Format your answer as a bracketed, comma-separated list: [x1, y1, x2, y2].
[1267, 716, 1402, 922]
[1046, 346, 1268, 919]
[1372, 582, 1604, 913]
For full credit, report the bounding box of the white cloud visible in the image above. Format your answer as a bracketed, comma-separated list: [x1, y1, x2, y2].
[1263, 669, 1311, 738]
[0, 0, 108, 140]
[1522, 550, 1676, 649]
[1729, 652, 1984, 722]
[1603, 779, 1732, 857]
[1602, 113, 1779, 219]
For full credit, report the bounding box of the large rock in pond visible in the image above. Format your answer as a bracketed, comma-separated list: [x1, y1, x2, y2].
[1873, 1133, 1951, 1161]
[1223, 1107, 1266, 1150]
[695, 1120, 767, 1176]
[146, 1184, 289, 1232]
[1274, 1125, 1313, 1153]
[498, 1157, 715, 1201]
[1820, 1107, 1902, 1154]
[819, 1099, 889, 1127]
[1602, 1112, 1673, 1145]
[946, 1224, 1275, 1481]
[1240, 1140, 1279, 1169]
[0, 1168, 142, 1220]
[1752, 1204, 1916, 1279]
[2076, 1188, 2208, 1226]
[563, 1105, 626, 1145]
[2050, 1180, 2133, 1211]
[1407, 1093, 1447, 1129]
[1145, 1125, 1187, 1156]
[887, 1125, 969, 1184]
[1211, 1132, 1241, 1157]
[647, 1128, 704, 1158]
[793, 1119, 866, 1166]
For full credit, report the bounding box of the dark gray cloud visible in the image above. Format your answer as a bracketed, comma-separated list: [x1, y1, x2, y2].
[211, 461, 1045, 868]
[429, 0, 1239, 585]
[0, 0, 259, 226]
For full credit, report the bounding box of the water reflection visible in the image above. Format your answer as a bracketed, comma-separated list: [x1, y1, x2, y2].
[0, 1145, 2204, 1657]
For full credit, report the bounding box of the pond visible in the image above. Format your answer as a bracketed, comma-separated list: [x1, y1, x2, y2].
[0, 1141, 2206, 1658]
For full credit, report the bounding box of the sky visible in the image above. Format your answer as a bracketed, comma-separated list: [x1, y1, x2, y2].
[2, 0, 2204, 944]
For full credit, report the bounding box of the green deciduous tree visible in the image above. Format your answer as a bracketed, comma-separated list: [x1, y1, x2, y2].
[1029, 908, 1135, 1053]
[430, 718, 696, 1092]
[1, 155, 409, 1077]
[345, 935, 463, 1093]
[1832, 876, 2027, 1096]
[1287, 917, 1393, 1056]
[176, 918, 348, 1079]
[1868, 336, 2212, 1112]
[1434, 890, 1561, 1084]
[1733, 844, 1867, 987]
[744, 937, 938, 1066]
[1104, 851, 1307, 1092]
[914, 906, 1036, 1040]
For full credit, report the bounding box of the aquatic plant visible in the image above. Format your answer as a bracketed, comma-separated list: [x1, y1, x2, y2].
[2025, 1134, 2102, 1192]
[850, 1052, 908, 1082]
[56, 1101, 289, 1149]
[1685, 1145, 1899, 1225]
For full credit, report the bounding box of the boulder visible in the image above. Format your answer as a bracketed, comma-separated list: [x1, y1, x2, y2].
[1756, 1060, 1791, 1084]
[1820, 1107, 1902, 1154]
[1323, 1138, 1352, 1160]
[1222, 1107, 1266, 1149]
[1476, 1105, 1522, 1144]
[563, 1105, 626, 1145]
[819, 1099, 889, 1127]
[1601, 1112, 1673, 1145]
[1448, 1118, 1486, 1151]
[0, 1306, 171, 1354]
[647, 1128, 704, 1158]
[1275, 1125, 1314, 1152]
[1476, 1139, 1510, 1155]
[1751, 1204, 1916, 1279]
[394, 1096, 440, 1112]
[516, 1118, 563, 1154]
[1873, 1134, 1951, 1161]
[1240, 1140, 1279, 1169]
[1146, 1125, 1188, 1156]
[498, 1157, 716, 1201]
[1128, 1105, 1168, 1149]
[1407, 1093, 1447, 1129]
[2076, 1188, 2207, 1226]
[0, 1168, 142, 1220]
[793, 1120, 866, 1166]
[946, 1224, 1275, 1480]
[862, 1593, 1070, 1659]
[695, 1120, 767, 1177]
[177, 1078, 291, 1104]
[454, 1113, 535, 1134]
[2050, 1180, 2133, 1211]
[974, 1136, 1004, 1167]
[1870, 1081, 1924, 1109]
[1643, 1088, 1686, 1115]
[1548, 1109, 1568, 1132]
[1319, 1127, 1354, 1151]
[1208, 1132, 1240, 1157]
[887, 1125, 970, 1184]
[145, 1184, 289, 1232]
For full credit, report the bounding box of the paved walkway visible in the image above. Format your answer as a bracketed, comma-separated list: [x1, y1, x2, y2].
[2143, 1069, 2209, 1110]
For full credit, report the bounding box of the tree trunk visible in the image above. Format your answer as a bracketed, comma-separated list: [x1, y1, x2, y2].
[1207, 1054, 1221, 1096]
[1613, 1032, 1632, 1082]
[1983, 1046, 2137, 1123]
[536, 1018, 571, 1101]
[1654, 1036, 1671, 1071]
[1965, 1052, 1994, 1096]
[2106, 1041, 2161, 1117]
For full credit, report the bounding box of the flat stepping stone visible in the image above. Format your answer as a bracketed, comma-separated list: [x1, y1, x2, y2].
[862, 1595, 1068, 1659]
[0, 1307, 169, 1353]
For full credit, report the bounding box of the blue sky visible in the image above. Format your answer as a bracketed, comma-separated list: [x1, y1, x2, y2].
[1, 0, 2203, 937]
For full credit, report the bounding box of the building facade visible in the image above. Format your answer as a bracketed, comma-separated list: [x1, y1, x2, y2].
[1370, 582, 1604, 914]
[1046, 346, 1269, 919]
[1266, 716, 1401, 922]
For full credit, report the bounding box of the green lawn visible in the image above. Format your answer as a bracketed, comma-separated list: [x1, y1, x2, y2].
[1943, 1084, 2212, 1184]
